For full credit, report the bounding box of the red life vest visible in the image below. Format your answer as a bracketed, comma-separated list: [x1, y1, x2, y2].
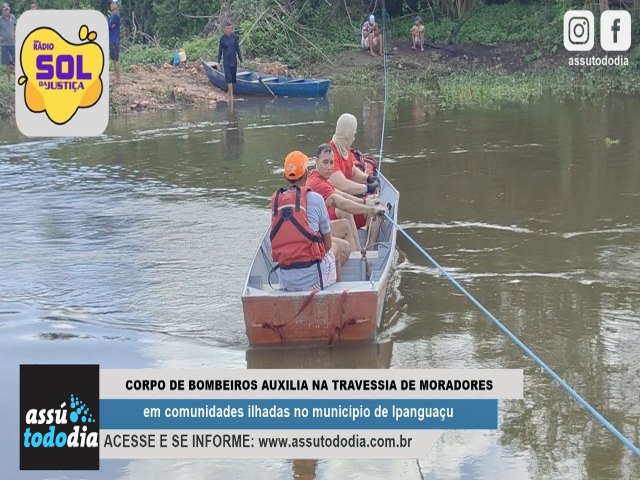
[270, 186, 325, 268]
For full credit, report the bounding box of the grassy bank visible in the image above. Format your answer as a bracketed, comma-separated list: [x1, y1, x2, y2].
[102, 0, 640, 112]
[1, 3, 639, 119]
[330, 53, 640, 111]
[0, 82, 14, 121]
[325, 2, 640, 110]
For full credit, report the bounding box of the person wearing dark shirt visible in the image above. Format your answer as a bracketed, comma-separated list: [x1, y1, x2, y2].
[217, 22, 242, 106]
[0, 3, 16, 82]
[108, 1, 121, 83]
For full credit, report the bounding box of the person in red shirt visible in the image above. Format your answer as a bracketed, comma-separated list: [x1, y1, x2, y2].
[307, 144, 386, 251]
[328, 113, 381, 229]
[329, 113, 380, 196]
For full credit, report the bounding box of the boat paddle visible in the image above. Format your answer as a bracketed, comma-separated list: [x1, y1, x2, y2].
[258, 76, 277, 98]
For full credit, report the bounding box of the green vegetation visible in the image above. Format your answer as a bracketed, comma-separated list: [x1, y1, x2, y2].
[1, 0, 639, 119]
[393, 67, 640, 110]
[335, 1, 640, 111]
[458, 3, 563, 46]
[334, 56, 639, 112]
[119, 44, 170, 68]
[0, 81, 14, 119]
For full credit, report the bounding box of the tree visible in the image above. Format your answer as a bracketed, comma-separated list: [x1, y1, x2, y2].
[599, 0, 609, 13]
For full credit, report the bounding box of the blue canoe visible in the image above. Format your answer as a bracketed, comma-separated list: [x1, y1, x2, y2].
[202, 61, 330, 98]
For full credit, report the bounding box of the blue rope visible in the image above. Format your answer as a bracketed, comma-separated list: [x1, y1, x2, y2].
[373, 4, 637, 457]
[384, 214, 640, 457]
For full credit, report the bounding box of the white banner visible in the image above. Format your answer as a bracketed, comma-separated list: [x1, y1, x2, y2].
[100, 369, 523, 399]
[100, 429, 443, 459]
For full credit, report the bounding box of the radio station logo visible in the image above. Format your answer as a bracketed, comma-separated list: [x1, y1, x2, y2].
[20, 364, 99, 470]
[15, 10, 108, 137]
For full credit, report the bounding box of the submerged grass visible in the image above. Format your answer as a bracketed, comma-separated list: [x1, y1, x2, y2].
[437, 72, 546, 107]
[385, 66, 640, 112]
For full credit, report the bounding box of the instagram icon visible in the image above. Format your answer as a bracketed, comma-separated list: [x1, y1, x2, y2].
[564, 11, 595, 51]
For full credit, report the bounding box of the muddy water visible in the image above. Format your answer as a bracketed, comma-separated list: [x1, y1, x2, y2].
[1, 91, 639, 479]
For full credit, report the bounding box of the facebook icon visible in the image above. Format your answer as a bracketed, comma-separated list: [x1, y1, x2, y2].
[611, 18, 620, 43]
[600, 11, 631, 51]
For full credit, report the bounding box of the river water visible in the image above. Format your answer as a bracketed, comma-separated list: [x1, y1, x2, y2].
[1, 90, 639, 479]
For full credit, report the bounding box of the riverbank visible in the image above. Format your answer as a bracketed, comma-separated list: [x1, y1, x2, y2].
[109, 61, 225, 114]
[0, 61, 226, 122]
[1, 38, 638, 121]
[305, 39, 639, 109]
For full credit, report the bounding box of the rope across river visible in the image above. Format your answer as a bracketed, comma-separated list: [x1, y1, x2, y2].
[374, 6, 639, 458]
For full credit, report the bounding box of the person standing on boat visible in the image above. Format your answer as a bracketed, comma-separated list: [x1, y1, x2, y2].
[217, 21, 243, 107]
[108, 1, 121, 83]
[307, 143, 386, 251]
[270, 151, 350, 292]
[329, 113, 380, 228]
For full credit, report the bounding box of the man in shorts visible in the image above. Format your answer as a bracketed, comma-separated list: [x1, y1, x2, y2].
[217, 21, 242, 107]
[361, 14, 383, 57]
[108, 1, 121, 83]
[270, 151, 350, 291]
[411, 16, 425, 51]
[0, 3, 16, 83]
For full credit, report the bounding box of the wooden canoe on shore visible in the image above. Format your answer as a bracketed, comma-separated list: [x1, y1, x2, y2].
[241, 173, 398, 345]
[202, 61, 331, 98]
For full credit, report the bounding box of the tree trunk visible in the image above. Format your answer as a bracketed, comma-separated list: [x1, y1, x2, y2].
[599, 0, 609, 13]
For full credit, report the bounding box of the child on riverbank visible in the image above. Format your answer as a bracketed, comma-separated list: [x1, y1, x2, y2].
[411, 16, 425, 51]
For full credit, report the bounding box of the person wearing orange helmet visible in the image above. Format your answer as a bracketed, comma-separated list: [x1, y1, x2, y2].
[270, 151, 350, 291]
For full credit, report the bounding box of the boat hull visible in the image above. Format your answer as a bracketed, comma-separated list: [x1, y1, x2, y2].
[242, 279, 388, 345]
[202, 61, 330, 98]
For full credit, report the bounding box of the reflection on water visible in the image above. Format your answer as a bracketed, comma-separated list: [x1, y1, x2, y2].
[0, 90, 639, 479]
[247, 342, 393, 370]
[224, 107, 244, 160]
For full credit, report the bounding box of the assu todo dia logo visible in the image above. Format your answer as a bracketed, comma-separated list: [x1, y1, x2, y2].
[15, 11, 108, 137]
[23, 393, 98, 448]
[20, 365, 100, 470]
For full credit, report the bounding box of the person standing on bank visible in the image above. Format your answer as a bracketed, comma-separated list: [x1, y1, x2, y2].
[108, 1, 121, 83]
[411, 16, 425, 51]
[217, 21, 242, 107]
[0, 3, 16, 83]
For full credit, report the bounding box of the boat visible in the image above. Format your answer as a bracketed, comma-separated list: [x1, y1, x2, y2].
[202, 61, 331, 98]
[241, 172, 399, 345]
